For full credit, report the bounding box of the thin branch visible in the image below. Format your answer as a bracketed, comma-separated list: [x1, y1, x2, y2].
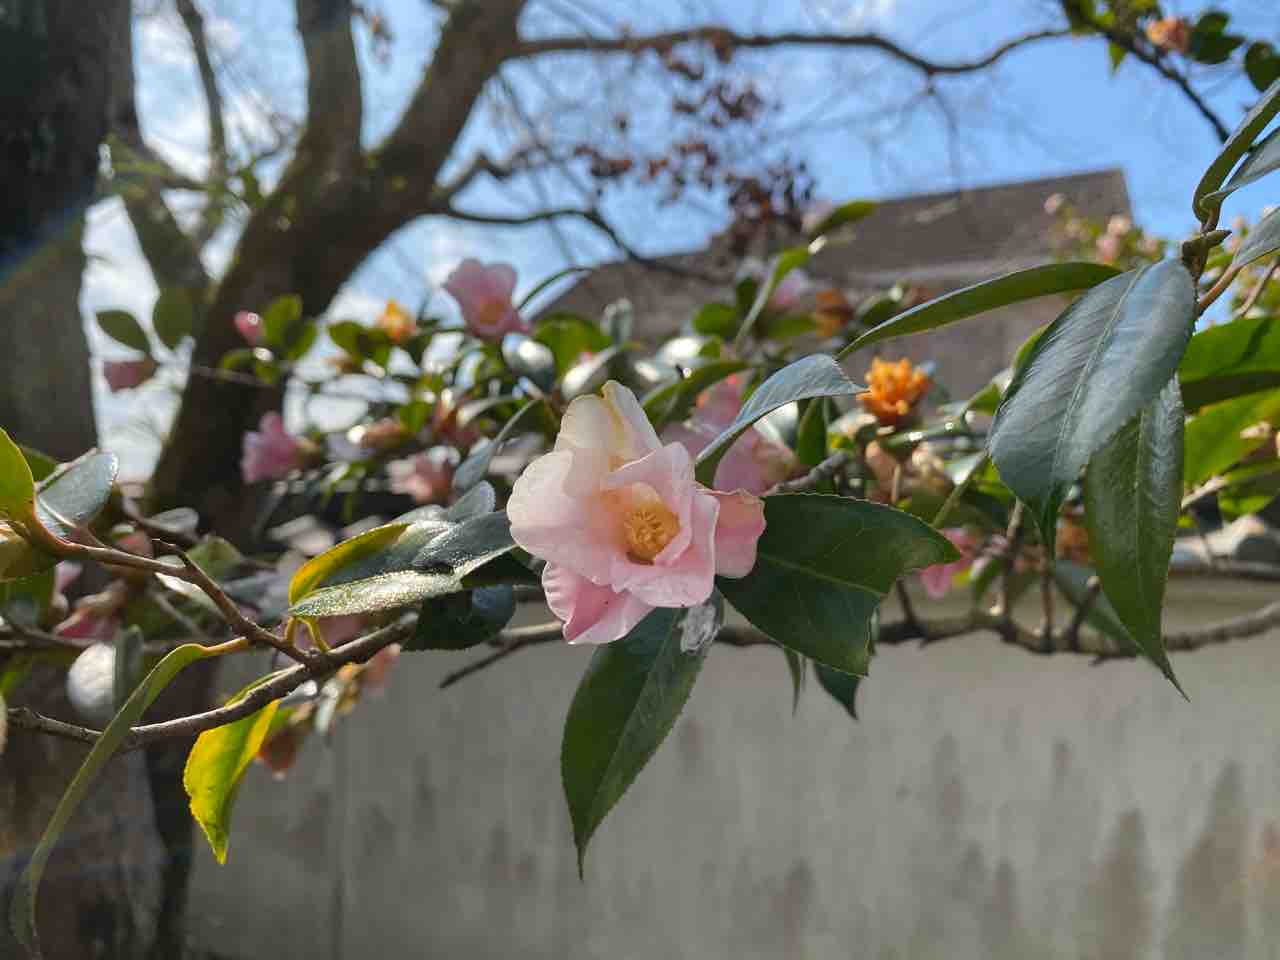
[1198, 263, 1241, 314]
[433, 149, 562, 206]
[932, 451, 988, 528]
[175, 0, 229, 246]
[1064, 576, 1101, 652]
[1061, 2, 1229, 142]
[1234, 260, 1279, 319]
[768, 450, 851, 495]
[996, 501, 1027, 623]
[513, 26, 1070, 77]
[437, 622, 565, 688]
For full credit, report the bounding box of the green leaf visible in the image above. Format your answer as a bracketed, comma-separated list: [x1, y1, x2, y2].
[34, 450, 118, 539]
[96, 309, 151, 355]
[1083, 376, 1184, 693]
[692, 302, 739, 337]
[561, 345, 625, 399]
[0, 427, 36, 523]
[1232, 205, 1280, 273]
[716, 494, 957, 674]
[815, 662, 862, 720]
[453, 398, 546, 493]
[10, 641, 215, 955]
[1052, 561, 1140, 655]
[781, 646, 806, 714]
[262, 294, 304, 348]
[152, 288, 196, 350]
[734, 244, 813, 347]
[1182, 389, 1280, 489]
[0, 570, 54, 629]
[1179, 311, 1280, 409]
[795, 397, 829, 468]
[289, 511, 518, 618]
[1107, 42, 1127, 72]
[805, 199, 876, 238]
[838, 263, 1120, 358]
[1194, 79, 1280, 221]
[561, 600, 718, 874]
[185, 681, 282, 864]
[410, 585, 516, 651]
[288, 520, 427, 605]
[988, 261, 1196, 555]
[532, 314, 612, 376]
[641, 359, 750, 429]
[693, 355, 858, 485]
[1246, 42, 1280, 93]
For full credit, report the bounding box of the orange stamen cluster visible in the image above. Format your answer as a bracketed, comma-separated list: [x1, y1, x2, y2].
[378, 299, 416, 344]
[858, 358, 931, 426]
[623, 502, 680, 563]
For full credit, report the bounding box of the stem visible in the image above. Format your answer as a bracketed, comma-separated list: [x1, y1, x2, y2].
[932, 451, 988, 528]
[1198, 264, 1241, 315]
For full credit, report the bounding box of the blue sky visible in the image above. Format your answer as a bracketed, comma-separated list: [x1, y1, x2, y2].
[84, 0, 1279, 475]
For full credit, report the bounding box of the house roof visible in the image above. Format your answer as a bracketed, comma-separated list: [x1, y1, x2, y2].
[539, 168, 1131, 343]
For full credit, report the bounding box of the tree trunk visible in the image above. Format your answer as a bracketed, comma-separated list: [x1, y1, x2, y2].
[0, 3, 171, 958]
[149, 0, 526, 536]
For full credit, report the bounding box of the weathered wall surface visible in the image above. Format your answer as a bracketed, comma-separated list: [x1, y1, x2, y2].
[184, 579, 1280, 959]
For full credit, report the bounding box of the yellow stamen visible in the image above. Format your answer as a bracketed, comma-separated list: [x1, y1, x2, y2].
[623, 502, 680, 563]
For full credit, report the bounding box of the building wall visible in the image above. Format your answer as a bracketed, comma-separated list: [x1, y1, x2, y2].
[188, 579, 1280, 959]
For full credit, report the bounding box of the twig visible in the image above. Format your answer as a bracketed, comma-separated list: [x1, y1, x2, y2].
[1198, 264, 1241, 314]
[1234, 260, 1279, 319]
[1064, 576, 1101, 652]
[767, 450, 851, 495]
[1038, 567, 1055, 649]
[437, 622, 565, 688]
[996, 502, 1026, 623]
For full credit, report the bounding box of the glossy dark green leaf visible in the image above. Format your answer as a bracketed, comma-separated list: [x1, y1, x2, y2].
[501, 336, 556, 389]
[1083, 376, 1184, 693]
[532, 314, 612, 376]
[96, 309, 151, 354]
[988, 261, 1196, 555]
[641, 359, 750, 429]
[152, 288, 196, 350]
[0, 427, 36, 523]
[716, 495, 957, 674]
[693, 355, 858, 485]
[1246, 42, 1280, 93]
[1182, 389, 1280, 489]
[410, 585, 516, 651]
[35, 451, 118, 539]
[289, 512, 517, 617]
[1052, 561, 1141, 655]
[734, 244, 813, 347]
[561, 599, 719, 873]
[561, 345, 624, 399]
[262, 294, 303, 348]
[805, 199, 876, 238]
[781, 646, 806, 714]
[839, 263, 1119, 358]
[288, 520, 439, 605]
[1232, 205, 1280, 273]
[692, 303, 739, 337]
[1194, 79, 1280, 221]
[602, 299, 634, 343]
[795, 397, 829, 468]
[815, 662, 862, 720]
[1179, 312, 1280, 409]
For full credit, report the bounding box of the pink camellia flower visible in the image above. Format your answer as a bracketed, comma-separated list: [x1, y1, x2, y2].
[103, 357, 158, 392]
[508, 381, 766, 645]
[662, 375, 797, 495]
[234, 310, 264, 345]
[443, 259, 529, 341]
[919, 528, 980, 599]
[54, 580, 130, 641]
[1043, 193, 1066, 216]
[388, 448, 455, 504]
[241, 412, 309, 484]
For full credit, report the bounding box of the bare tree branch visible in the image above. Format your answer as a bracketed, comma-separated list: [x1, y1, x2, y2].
[513, 25, 1070, 76]
[175, 0, 229, 246]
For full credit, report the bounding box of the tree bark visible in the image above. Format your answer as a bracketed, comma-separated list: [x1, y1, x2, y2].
[149, 0, 527, 536]
[0, 4, 172, 958]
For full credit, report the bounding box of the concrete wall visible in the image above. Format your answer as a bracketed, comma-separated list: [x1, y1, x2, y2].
[187, 580, 1280, 959]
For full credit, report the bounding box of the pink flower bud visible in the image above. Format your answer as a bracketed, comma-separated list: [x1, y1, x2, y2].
[234, 311, 264, 345]
[443, 259, 529, 342]
[241, 412, 309, 484]
[388, 448, 455, 504]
